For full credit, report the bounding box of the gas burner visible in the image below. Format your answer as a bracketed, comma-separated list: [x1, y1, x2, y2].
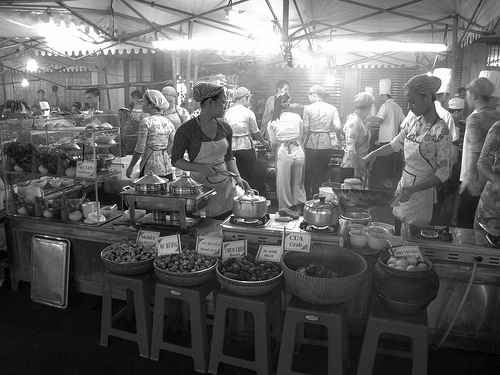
[299, 220, 339, 234]
[485, 233, 500, 249]
[229, 213, 270, 227]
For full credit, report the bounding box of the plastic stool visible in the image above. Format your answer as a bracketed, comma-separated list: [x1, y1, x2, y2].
[356, 296, 429, 375]
[150, 278, 218, 373]
[100, 271, 154, 358]
[208, 286, 283, 375]
[277, 295, 349, 375]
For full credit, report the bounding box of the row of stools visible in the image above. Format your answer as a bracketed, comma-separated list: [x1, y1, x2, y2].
[99, 271, 429, 374]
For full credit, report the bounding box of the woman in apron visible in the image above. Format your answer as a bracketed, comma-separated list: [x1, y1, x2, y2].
[126, 90, 175, 180]
[303, 85, 341, 199]
[340, 92, 375, 185]
[223, 86, 270, 196]
[171, 82, 250, 219]
[363, 74, 452, 233]
[268, 92, 306, 212]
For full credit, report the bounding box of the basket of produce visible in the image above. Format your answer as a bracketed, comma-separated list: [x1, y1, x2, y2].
[101, 241, 157, 275]
[153, 248, 217, 287]
[95, 132, 118, 144]
[281, 247, 367, 305]
[217, 254, 283, 296]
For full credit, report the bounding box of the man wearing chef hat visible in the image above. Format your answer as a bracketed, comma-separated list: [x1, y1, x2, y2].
[479, 70, 500, 110]
[457, 76, 500, 228]
[433, 68, 460, 143]
[366, 79, 405, 189]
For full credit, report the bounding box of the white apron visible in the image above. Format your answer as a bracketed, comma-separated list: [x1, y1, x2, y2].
[190, 121, 237, 218]
[393, 126, 437, 226]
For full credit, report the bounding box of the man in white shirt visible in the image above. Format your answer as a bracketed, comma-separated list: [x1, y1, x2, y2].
[366, 79, 405, 189]
[261, 80, 290, 139]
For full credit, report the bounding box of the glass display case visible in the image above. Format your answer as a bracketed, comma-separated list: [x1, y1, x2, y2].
[0, 117, 121, 225]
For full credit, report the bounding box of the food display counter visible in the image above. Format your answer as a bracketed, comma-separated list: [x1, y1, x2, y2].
[221, 215, 500, 354]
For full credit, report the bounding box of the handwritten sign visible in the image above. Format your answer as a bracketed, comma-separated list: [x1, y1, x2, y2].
[196, 236, 222, 257]
[157, 234, 181, 255]
[283, 231, 311, 252]
[256, 245, 283, 262]
[136, 230, 160, 251]
[221, 240, 247, 260]
[389, 246, 424, 262]
[76, 160, 96, 178]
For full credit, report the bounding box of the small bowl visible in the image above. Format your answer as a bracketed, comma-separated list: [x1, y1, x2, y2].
[100, 205, 118, 218]
[49, 179, 62, 188]
[367, 231, 389, 251]
[32, 179, 47, 188]
[366, 226, 389, 236]
[349, 229, 368, 249]
[348, 223, 366, 232]
[87, 212, 106, 223]
[368, 222, 395, 234]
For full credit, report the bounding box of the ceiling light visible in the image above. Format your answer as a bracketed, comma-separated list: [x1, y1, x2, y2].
[27, 58, 38, 72]
[21, 78, 29, 87]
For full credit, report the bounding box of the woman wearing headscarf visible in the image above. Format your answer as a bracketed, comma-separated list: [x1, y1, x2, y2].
[126, 89, 176, 180]
[171, 82, 250, 219]
[161, 86, 190, 130]
[268, 92, 306, 212]
[363, 75, 452, 231]
[340, 92, 375, 185]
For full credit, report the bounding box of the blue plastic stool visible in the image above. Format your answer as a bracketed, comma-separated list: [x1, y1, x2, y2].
[208, 286, 283, 375]
[100, 271, 155, 358]
[356, 296, 429, 375]
[150, 278, 218, 373]
[277, 295, 349, 375]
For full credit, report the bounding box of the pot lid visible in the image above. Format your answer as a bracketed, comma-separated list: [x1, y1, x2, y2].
[305, 194, 334, 209]
[169, 172, 203, 188]
[235, 189, 266, 202]
[133, 170, 168, 185]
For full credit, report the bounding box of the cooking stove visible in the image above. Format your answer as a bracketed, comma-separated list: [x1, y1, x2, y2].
[299, 220, 339, 234]
[228, 213, 270, 227]
[221, 213, 341, 247]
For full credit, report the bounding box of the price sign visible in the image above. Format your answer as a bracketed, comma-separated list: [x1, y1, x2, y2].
[389, 246, 424, 261]
[282, 230, 311, 252]
[221, 240, 247, 260]
[196, 236, 222, 257]
[76, 160, 96, 178]
[136, 230, 160, 251]
[256, 245, 282, 262]
[157, 234, 181, 255]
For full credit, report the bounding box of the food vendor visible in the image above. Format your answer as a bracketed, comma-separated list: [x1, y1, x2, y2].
[161, 86, 190, 130]
[84, 87, 118, 127]
[125, 90, 175, 180]
[363, 74, 452, 232]
[171, 82, 250, 219]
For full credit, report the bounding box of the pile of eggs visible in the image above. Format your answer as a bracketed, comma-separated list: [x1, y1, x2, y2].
[386, 256, 428, 272]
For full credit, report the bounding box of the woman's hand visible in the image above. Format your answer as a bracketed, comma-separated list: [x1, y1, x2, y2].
[235, 177, 251, 192]
[200, 163, 218, 177]
[263, 140, 271, 151]
[361, 151, 377, 169]
[126, 166, 134, 178]
[399, 186, 414, 203]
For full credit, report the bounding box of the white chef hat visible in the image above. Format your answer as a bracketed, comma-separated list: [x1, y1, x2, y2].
[379, 79, 391, 96]
[479, 70, 500, 97]
[448, 97, 464, 110]
[364, 87, 374, 96]
[433, 68, 453, 94]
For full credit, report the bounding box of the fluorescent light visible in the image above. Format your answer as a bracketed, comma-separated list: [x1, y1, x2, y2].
[26, 58, 38, 72]
[21, 78, 29, 87]
[325, 40, 447, 53]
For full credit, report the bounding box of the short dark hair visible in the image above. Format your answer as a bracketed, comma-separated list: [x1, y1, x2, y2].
[130, 90, 143, 99]
[457, 87, 466, 94]
[85, 87, 100, 97]
[37, 89, 45, 95]
[52, 85, 58, 92]
[72, 101, 82, 110]
[276, 80, 291, 91]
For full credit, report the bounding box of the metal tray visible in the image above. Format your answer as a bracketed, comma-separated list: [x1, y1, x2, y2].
[31, 235, 71, 309]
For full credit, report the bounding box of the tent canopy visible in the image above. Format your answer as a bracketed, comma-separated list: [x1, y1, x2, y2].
[1, 0, 499, 69]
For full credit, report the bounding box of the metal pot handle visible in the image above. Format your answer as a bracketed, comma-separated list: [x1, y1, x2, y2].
[122, 185, 133, 191]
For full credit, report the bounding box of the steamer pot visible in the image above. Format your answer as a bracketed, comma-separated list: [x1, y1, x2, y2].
[232, 189, 271, 219]
[133, 171, 168, 194]
[169, 173, 204, 196]
[303, 194, 339, 227]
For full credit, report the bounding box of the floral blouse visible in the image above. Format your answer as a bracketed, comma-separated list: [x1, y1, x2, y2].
[341, 113, 370, 168]
[477, 121, 500, 218]
[135, 115, 176, 176]
[390, 116, 452, 182]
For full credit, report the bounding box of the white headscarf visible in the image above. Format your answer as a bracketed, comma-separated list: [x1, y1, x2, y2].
[144, 89, 170, 111]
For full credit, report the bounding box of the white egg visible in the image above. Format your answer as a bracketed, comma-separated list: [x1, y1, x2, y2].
[395, 259, 409, 268]
[387, 257, 398, 265]
[406, 256, 418, 266]
[395, 266, 406, 271]
[406, 265, 418, 272]
[417, 263, 428, 271]
[388, 263, 397, 268]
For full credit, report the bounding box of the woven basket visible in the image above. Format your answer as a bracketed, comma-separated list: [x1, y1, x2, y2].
[281, 247, 367, 305]
[100, 248, 156, 276]
[153, 258, 217, 287]
[216, 264, 283, 297]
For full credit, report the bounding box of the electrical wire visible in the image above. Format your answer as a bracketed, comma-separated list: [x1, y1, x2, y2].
[433, 259, 478, 351]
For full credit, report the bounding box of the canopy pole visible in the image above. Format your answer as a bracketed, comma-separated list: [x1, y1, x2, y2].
[185, 21, 193, 112]
[451, 14, 458, 95]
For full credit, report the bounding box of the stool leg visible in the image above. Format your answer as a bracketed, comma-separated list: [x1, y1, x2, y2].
[411, 331, 428, 375]
[254, 304, 271, 375]
[356, 323, 381, 375]
[100, 279, 113, 347]
[208, 302, 229, 374]
[328, 314, 346, 375]
[150, 286, 166, 361]
[189, 290, 209, 373]
[276, 313, 299, 375]
[134, 276, 152, 358]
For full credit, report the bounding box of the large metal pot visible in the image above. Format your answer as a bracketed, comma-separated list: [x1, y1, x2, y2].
[303, 194, 339, 227]
[169, 173, 204, 196]
[232, 189, 271, 219]
[133, 171, 168, 194]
